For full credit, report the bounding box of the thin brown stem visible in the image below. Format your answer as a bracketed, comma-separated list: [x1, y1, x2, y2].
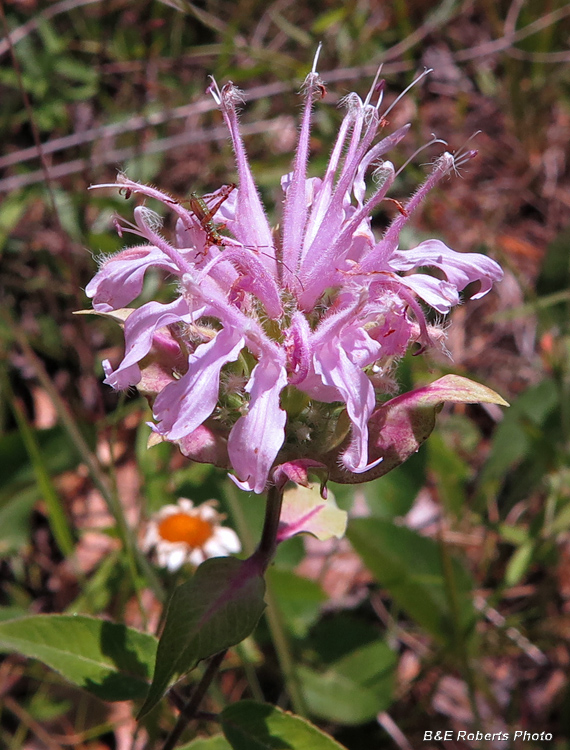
[162, 650, 227, 750]
[0, 0, 61, 226]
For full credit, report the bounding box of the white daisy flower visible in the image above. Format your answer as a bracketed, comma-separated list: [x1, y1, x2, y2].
[142, 498, 241, 571]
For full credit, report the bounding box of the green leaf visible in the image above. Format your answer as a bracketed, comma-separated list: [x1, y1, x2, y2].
[139, 557, 266, 718]
[10, 396, 75, 556]
[0, 487, 37, 554]
[266, 569, 326, 638]
[0, 615, 157, 701]
[362, 451, 426, 520]
[308, 614, 380, 663]
[299, 640, 396, 724]
[427, 431, 470, 516]
[221, 701, 348, 749]
[478, 379, 558, 486]
[505, 541, 536, 587]
[348, 518, 476, 645]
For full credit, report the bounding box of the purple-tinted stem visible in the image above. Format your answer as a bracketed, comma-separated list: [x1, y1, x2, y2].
[251, 483, 285, 572]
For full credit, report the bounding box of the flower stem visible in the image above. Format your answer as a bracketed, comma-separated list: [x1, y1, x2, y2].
[255, 483, 284, 570]
[162, 649, 227, 750]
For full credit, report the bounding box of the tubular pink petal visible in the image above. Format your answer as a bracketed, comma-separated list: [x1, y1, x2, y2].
[281, 70, 321, 285]
[302, 105, 356, 254]
[182, 272, 274, 355]
[133, 207, 192, 274]
[109, 176, 199, 233]
[398, 274, 460, 314]
[352, 125, 410, 205]
[199, 245, 283, 319]
[286, 311, 312, 385]
[299, 113, 383, 305]
[88, 70, 505, 496]
[214, 81, 275, 266]
[298, 165, 396, 305]
[379, 153, 454, 252]
[311, 291, 365, 347]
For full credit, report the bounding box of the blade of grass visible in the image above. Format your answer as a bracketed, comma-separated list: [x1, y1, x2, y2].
[4, 312, 164, 605]
[438, 526, 482, 728]
[7, 382, 75, 559]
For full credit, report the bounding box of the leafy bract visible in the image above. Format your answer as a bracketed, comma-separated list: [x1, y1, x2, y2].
[74, 307, 133, 324]
[348, 518, 477, 645]
[327, 374, 508, 483]
[0, 615, 157, 701]
[139, 556, 265, 718]
[278, 484, 347, 542]
[221, 701, 348, 750]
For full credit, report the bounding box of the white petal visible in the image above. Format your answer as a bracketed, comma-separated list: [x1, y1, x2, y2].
[189, 548, 206, 566]
[213, 526, 241, 554]
[165, 547, 188, 572]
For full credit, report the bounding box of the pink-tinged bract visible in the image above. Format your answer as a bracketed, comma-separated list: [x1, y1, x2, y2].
[87, 60, 503, 493]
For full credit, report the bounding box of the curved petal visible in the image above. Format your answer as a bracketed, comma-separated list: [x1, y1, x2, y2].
[391, 239, 503, 298]
[104, 297, 191, 389]
[86, 246, 178, 312]
[313, 340, 377, 472]
[154, 327, 245, 441]
[228, 356, 288, 494]
[397, 273, 460, 314]
[340, 326, 382, 369]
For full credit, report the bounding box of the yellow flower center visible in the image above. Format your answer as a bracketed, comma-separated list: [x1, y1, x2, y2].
[158, 513, 213, 547]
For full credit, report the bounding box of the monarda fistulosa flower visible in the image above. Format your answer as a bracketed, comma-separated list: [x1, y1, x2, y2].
[86, 57, 504, 494]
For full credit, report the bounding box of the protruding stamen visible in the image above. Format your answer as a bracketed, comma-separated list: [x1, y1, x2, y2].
[452, 149, 478, 175]
[451, 132, 481, 174]
[395, 134, 448, 178]
[206, 76, 222, 104]
[364, 64, 384, 107]
[374, 79, 386, 111]
[381, 67, 432, 120]
[312, 42, 322, 74]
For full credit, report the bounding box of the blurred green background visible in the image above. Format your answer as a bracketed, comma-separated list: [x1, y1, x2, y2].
[1, 0, 570, 747]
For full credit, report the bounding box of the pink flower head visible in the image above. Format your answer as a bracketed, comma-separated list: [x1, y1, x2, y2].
[87, 55, 503, 494]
